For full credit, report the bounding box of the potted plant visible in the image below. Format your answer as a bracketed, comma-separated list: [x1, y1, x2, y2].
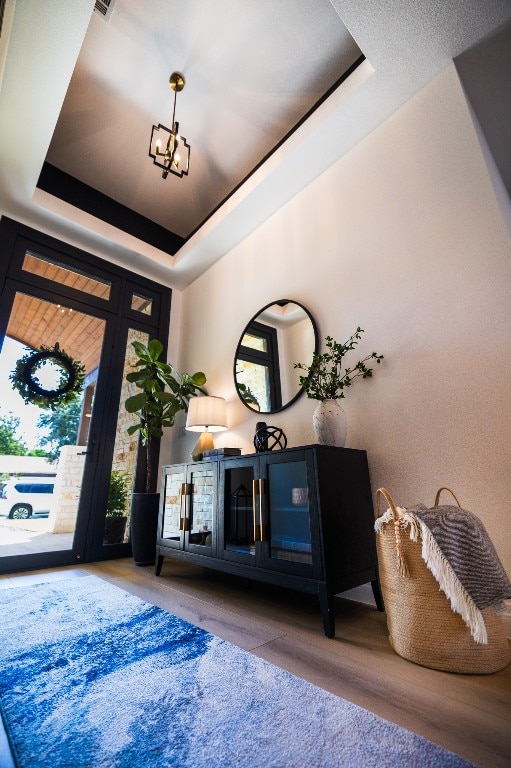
[125, 338, 207, 564]
[103, 469, 131, 545]
[294, 327, 383, 447]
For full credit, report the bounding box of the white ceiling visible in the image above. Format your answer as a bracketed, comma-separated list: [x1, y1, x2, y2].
[0, 0, 510, 289]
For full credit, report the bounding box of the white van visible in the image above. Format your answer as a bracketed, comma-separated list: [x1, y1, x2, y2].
[0, 478, 55, 519]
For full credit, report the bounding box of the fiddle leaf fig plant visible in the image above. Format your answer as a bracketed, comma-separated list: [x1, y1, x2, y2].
[125, 339, 207, 491]
[294, 327, 384, 401]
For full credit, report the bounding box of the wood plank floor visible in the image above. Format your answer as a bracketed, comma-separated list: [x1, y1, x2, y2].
[1, 558, 510, 768]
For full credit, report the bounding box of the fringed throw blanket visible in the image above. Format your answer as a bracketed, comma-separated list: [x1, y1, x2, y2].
[375, 503, 511, 644]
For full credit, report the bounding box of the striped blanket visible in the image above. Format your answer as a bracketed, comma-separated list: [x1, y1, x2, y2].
[375, 503, 511, 644]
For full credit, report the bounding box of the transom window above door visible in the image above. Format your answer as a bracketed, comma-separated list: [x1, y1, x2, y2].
[22, 251, 112, 300]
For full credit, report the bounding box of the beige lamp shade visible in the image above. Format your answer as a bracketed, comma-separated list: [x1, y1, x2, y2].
[185, 396, 228, 432]
[186, 396, 227, 461]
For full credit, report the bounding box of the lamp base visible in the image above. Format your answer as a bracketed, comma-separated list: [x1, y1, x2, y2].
[191, 431, 214, 462]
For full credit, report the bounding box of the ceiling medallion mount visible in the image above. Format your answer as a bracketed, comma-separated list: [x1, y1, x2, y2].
[149, 71, 190, 179]
[169, 72, 185, 93]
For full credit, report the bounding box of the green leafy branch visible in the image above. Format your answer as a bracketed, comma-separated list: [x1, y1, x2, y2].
[294, 327, 384, 401]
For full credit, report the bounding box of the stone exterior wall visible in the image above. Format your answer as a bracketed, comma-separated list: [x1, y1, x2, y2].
[112, 329, 148, 481]
[46, 445, 86, 534]
[110, 329, 149, 539]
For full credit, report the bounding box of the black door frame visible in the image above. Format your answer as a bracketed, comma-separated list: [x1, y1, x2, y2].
[0, 217, 172, 573]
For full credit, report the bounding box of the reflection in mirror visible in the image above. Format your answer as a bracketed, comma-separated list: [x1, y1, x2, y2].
[234, 300, 318, 414]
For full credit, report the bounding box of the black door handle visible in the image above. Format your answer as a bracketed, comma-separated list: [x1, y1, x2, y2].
[77, 434, 97, 458]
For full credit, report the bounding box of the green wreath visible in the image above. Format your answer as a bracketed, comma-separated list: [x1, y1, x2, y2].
[9, 343, 86, 411]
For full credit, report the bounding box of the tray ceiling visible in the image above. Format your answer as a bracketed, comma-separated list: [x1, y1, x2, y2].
[1, 1, 510, 288]
[41, 0, 362, 254]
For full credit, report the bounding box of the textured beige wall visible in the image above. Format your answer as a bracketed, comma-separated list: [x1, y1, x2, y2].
[167, 65, 511, 575]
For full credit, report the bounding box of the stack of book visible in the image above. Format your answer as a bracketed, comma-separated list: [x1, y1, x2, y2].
[202, 448, 242, 459]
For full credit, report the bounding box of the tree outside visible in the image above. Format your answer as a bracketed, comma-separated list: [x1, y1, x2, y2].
[0, 413, 28, 456]
[36, 398, 82, 462]
[0, 396, 82, 463]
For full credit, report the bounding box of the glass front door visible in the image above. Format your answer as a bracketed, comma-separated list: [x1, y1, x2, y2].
[0, 289, 106, 563]
[0, 216, 172, 572]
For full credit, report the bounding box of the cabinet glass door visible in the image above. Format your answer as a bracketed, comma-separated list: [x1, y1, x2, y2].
[266, 459, 313, 565]
[221, 460, 257, 565]
[185, 465, 215, 554]
[161, 466, 186, 547]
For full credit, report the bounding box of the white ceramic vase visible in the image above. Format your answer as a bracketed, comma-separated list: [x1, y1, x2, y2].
[312, 399, 347, 447]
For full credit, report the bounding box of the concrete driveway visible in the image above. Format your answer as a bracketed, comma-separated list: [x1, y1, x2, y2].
[0, 519, 73, 557]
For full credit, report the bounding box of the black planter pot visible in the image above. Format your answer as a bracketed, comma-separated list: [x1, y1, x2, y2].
[130, 492, 160, 566]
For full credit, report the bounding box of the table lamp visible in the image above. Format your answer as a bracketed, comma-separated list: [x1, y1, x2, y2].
[186, 396, 227, 461]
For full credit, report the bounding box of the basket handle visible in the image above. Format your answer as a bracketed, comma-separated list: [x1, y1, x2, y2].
[434, 486, 461, 507]
[375, 487, 401, 521]
[375, 487, 409, 577]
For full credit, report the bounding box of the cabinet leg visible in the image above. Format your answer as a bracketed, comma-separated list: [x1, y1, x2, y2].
[155, 554, 164, 576]
[318, 586, 335, 638]
[371, 577, 384, 612]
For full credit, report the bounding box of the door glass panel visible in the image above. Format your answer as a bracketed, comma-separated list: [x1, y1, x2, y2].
[235, 360, 271, 413]
[103, 328, 149, 545]
[0, 291, 105, 558]
[241, 332, 267, 352]
[268, 460, 312, 564]
[161, 468, 186, 542]
[131, 293, 153, 315]
[223, 465, 255, 556]
[22, 251, 111, 299]
[188, 467, 214, 547]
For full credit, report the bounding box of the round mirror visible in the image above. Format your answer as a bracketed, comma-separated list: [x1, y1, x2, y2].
[234, 300, 318, 414]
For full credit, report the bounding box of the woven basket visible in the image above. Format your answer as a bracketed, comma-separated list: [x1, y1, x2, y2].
[375, 487, 510, 674]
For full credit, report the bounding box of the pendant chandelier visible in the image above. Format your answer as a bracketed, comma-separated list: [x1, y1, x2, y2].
[148, 72, 190, 179]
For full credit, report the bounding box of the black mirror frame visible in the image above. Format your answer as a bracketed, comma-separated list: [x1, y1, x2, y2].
[234, 299, 319, 415]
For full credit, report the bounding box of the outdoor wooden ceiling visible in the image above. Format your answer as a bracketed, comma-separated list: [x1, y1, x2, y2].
[5, 249, 108, 376]
[7, 292, 104, 376]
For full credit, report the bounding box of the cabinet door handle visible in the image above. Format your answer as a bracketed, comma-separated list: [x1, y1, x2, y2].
[179, 483, 191, 531]
[184, 483, 192, 532]
[259, 478, 265, 541]
[251, 479, 265, 542]
[252, 479, 260, 542]
[179, 483, 186, 530]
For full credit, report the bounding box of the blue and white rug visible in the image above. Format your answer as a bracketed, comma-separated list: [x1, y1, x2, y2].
[0, 575, 476, 768]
